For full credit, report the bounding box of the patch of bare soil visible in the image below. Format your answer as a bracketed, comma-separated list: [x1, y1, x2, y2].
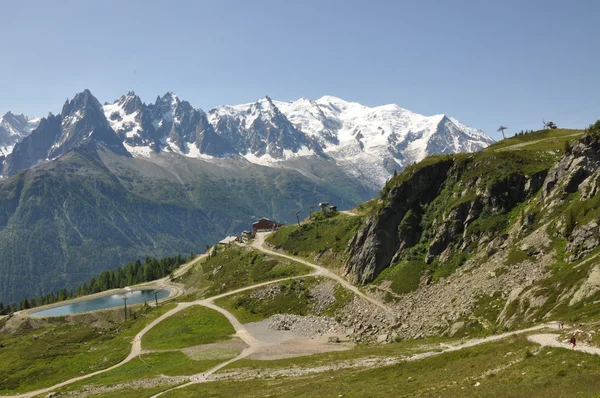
[178, 337, 248, 360]
[244, 318, 353, 360]
[248, 334, 354, 360]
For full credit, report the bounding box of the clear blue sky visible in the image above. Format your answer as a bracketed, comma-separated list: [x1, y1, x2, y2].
[1, 0, 598, 139]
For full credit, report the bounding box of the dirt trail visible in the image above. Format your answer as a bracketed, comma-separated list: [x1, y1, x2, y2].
[528, 333, 600, 355]
[250, 232, 392, 313]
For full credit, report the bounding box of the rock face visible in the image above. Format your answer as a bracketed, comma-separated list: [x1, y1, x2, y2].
[568, 221, 600, 261]
[540, 129, 600, 261]
[344, 159, 454, 284]
[0, 112, 40, 157]
[3, 90, 129, 175]
[343, 153, 547, 284]
[341, 124, 600, 338]
[542, 133, 600, 204]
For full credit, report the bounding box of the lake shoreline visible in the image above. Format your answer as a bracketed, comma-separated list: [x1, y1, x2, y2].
[25, 285, 177, 317]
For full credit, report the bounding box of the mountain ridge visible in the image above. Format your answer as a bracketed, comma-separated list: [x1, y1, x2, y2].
[0, 111, 40, 157]
[2, 91, 493, 189]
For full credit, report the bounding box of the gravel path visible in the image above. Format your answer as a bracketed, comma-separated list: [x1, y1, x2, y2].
[528, 333, 600, 355]
[251, 232, 392, 313]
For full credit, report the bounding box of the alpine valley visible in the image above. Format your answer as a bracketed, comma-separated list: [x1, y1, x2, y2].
[0, 90, 492, 303]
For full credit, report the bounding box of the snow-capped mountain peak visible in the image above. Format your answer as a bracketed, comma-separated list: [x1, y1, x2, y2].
[3, 91, 493, 189]
[0, 111, 40, 157]
[104, 91, 144, 140]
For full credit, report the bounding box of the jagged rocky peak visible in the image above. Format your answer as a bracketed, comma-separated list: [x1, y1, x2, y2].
[61, 89, 101, 118]
[114, 91, 143, 115]
[2, 111, 28, 127]
[103, 91, 148, 144]
[0, 111, 40, 136]
[4, 90, 493, 190]
[0, 111, 41, 156]
[2, 89, 129, 176]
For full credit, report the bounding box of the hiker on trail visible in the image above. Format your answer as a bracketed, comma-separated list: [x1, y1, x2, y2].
[570, 336, 576, 349]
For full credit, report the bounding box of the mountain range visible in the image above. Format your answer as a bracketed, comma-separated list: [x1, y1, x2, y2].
[1, 90, 493, 189]
[0, 90, 492, 303]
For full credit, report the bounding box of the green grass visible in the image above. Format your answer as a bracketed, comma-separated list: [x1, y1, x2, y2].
[0, 303, 176, 394]
[486, 128, 584, 152]
[177, 246, 312, 298]
[374, 260, 424, 295]
[142, 305, 235, 350]
[214, 277, 354, 323]
[161, 336, 600, 398]
[47, 350, 231, 396]
[266, 212, 363, 269]
[457, 150, 555, 187]
[505, 246, 532, 265]
[351, 198, 380, 215]
[470, 293, 505, 332]
[431, 251, 469, 281]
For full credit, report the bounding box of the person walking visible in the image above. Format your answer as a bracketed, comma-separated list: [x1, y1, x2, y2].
[570, 336, 576, 349]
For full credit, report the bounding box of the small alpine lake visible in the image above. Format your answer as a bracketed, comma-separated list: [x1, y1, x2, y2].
[30, 289, 171, 317]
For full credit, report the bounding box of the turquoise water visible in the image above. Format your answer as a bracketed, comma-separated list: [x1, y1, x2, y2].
[31, 289, 171, 317]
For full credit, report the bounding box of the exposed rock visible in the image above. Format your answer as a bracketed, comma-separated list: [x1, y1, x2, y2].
[309, 281, 336, 313]
[542, 134, 600, 206]
[250, 285, 282, 300]
[268, 314, 343, 338]
[487, 234, 508, 257]
[449, 321, 465, 336]
[568, 221, 600, 261]
[344, 159, 454, 284]
[570, 264, 600, 305]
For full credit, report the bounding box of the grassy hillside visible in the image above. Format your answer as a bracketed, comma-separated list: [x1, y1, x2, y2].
[176, 245, 313, 299]
[485, 128, 584, 152]
[142, 305, 235, 350]
[162, 335, 600, 398]
[0, 303, 176, 394]
[265, 210, 363, 270]
[214, 276, 354, 323]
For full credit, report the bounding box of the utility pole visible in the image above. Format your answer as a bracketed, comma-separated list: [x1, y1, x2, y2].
[295, 211, 301, 227]
[154, 291, 158, 307]
[123, 297, 128, 320]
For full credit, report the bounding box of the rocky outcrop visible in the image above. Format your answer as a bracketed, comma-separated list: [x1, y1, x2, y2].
[343, 159, 454, 284]
[567, 221, 600, 262]
[542, 134, 600, 205]
[344, 153, 548, 284]
[339, 127, 600, 338]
